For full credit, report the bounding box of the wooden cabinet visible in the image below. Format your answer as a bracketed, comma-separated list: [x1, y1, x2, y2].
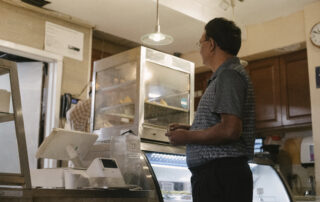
[246, 50, 311, 129]
[279, 51, 311, 125]
[246, 57, 282, 128]
[91, 49, 112, 80]
[194, 50, 311, 130]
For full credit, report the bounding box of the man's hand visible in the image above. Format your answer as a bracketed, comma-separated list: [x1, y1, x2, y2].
[165, 129, 190, 146]
[166, 123, 191, 145]
[166, 114, 242, 146]
[168, 123, 190, 131]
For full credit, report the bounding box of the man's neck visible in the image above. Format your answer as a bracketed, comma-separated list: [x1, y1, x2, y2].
[209, 53, 233, 72]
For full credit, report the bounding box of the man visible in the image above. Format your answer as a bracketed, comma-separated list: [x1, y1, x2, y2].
[166, 18, 255, 202]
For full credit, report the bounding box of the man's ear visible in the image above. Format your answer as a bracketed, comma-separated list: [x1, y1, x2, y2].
[210, 39, 216, 52]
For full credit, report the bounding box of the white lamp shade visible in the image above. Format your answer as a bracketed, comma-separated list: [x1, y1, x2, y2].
[141, 32, 173, 45]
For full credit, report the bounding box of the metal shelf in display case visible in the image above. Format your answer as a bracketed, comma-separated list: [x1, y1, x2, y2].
[0, 112, 14, 123]
[96, 80, 136, 93]
[145, 101, 189, 113]
[91, 46, 195, 143]
[0, 67, 9, 76]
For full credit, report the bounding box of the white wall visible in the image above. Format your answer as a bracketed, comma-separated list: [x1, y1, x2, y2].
[303, 1, 320, 194]
[238, 11, 306, 59]
[0, 0, 92, 99]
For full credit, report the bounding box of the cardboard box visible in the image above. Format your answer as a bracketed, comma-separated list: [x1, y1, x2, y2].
[0, 89, 10, 113]
[31, 168, 65, 188]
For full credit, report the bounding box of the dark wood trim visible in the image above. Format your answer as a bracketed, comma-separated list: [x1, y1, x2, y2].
[255, 123, 312, 137]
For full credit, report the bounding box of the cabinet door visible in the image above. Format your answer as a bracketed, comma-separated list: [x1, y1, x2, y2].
[247, 57, 282, 129]
[194, 71, 212, 110]
[280, 50, 311, 125]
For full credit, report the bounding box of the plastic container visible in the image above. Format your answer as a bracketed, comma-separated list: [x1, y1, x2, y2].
[110, 129, 141, 186]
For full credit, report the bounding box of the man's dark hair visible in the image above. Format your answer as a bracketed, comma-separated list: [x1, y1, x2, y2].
[205, 18, 241, 56]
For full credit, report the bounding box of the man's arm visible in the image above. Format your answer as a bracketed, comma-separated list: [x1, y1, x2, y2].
[166, 113, 242, 146]
[166, 69, 246, 146]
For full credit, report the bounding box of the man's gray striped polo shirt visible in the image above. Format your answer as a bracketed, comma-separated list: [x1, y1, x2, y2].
[186, 57, 255, 168]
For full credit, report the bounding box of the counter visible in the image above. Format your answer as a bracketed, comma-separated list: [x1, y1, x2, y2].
[0, 153, 162, 202]
[0, 187, 158, 202]
[295, 195, 318, 202]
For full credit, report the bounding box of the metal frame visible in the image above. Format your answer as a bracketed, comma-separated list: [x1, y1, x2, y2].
[0, 58, 31, 188]
[141, 142, 186, 155]
[141, 152, 164, 202]
[90, 47, 141, 133]
[0, 38, 63, 168]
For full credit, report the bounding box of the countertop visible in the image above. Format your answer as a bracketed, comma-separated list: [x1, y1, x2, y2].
[0, 187, 157, 199]
[294, 195, 318, 202]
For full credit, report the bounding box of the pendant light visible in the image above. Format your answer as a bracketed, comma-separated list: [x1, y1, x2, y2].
[141, 0, 173, 45]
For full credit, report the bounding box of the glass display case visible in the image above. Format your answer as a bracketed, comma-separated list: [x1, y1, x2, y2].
[250, 163, 293, 202]
[144, 151, 294, 202]
[145, 151, 192, 202]
[91, 46, 195, 142]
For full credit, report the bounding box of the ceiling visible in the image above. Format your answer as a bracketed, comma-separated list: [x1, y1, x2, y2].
[44, 0, 318, 55]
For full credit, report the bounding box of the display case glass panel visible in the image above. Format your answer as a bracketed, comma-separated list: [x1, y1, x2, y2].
[145, 152, 192, 202]
[144, 62, 190, 127]
[95, 61, 137, 89]
[250, 163, 291, 202]
[144, 152, 293, 202]
[93, 61, 136, 131]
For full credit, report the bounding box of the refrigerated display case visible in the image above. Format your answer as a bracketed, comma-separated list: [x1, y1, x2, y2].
[250, 162, 293, 202]
[90, 46, 195, 143]
[144, 151, 192, 202]
[143, 150, 294, 202]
